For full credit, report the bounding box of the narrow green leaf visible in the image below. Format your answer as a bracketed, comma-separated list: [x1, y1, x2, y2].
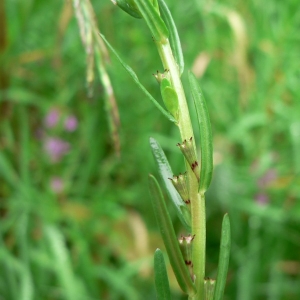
[159, 0, 184, 75]
[154, 249, 171, 300]
[213, 214, 231, 300]
[148, 175, 196, 296]
[149, 137, 191, 231]
[115, 0, 142, 18]
[0, 152, 19, 187]
[133, 0, 169, 43]
[100, 34, 176, 123]
[188, 72, 213, 193]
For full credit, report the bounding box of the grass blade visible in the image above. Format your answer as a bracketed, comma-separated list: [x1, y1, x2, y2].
[133, 0, 169, 43]
[154, 249, 171, 300]
[100, 34, 176, 123]
[150, 137, 191, 231]
[148, 174, 196, 296]
[188, 71, 213, 193]
[159, 0, 184, 75]
[213, 214, 231, 300]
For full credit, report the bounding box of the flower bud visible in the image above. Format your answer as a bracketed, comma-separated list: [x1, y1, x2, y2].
[179, 234, 195, 281]
[169, 173, 190, 209]
[153, 69, 170, 83]
[177, 137, 200, 181]
[204, 278, 216, 299]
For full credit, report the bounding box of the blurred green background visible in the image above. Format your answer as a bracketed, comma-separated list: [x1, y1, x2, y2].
[0, 0, 300, 299]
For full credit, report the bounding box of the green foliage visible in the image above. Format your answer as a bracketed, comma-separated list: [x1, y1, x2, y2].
[158, 0, 184, 75]
[154, 249, 171, 300]
[188, 72, 213, 193]
[213, 214, 231, 300]
[0, 0, 300, 299]
[150, 137, 191, 231]
[148, 175, 196, 296]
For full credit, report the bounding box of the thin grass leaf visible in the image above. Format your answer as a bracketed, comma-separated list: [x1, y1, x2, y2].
[133, 0, 169, 43]
[0, 152, 19, 187]
[150, 137, 191, 231]
[46, 226, 87, 300]
[213, 214, 231, 300]
[100, 34, 176, 123]
[188, 71, 213, 193]
[97, 266, 140, 300]
[154, 249, 171, 300]
[148, 175, 196, 296]
[159, 0, 184, 75]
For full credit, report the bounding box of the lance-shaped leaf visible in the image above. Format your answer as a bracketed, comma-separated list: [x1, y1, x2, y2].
[188, 72, 213, 193]
[114, 0, 142, 18]
[133, 0, 169, 43]
[159, 0, 184, 75]
[101, 34, 176, 123]
[154, 249, 171, 300]
[149, 175, 196, 296]
[213, 214, 231, 300]
[150, 137, 191, 231]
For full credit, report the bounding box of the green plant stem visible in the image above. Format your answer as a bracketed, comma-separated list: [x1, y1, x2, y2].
[155, 41, 192, 140]
[190, 192, 206, 300]
[155, 39, 205, 299]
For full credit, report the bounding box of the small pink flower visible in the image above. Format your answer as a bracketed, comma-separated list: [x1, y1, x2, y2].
[44, 109, 60, 128]
[44, 137, 70, 162]
[255, 193, 269, 206]
[50, 177, 64, 193]
[257, 169, 277, 188]
[64, 115, 78, 132]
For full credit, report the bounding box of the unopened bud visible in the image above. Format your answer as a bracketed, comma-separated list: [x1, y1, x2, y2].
[169, 173, 190, 209]
[177, 137, 200, 181]
[204, 278, 216, 299]
[153, 69, 170, 83]
[179, 234, 195, 281]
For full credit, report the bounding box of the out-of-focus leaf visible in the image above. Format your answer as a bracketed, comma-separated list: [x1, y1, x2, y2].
[154, 249, 171, 300]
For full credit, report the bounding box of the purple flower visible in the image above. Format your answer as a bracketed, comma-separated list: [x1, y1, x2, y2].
[64, 115, 78, 132]
[50, 177, 64, 193]
[44, 137, 70, 162]
[257, 169, 277, 188]
[255, 193, 269, 206]
[44, 109, 60, 128]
